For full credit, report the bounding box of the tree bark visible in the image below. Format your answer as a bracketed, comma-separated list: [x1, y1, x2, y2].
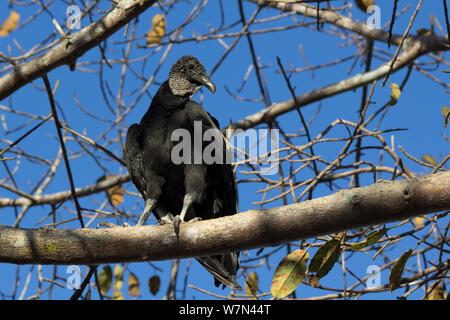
[1, 171, 448, 265]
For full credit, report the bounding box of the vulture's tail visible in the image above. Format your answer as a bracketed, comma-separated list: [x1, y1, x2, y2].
[196, 252, 241, 290]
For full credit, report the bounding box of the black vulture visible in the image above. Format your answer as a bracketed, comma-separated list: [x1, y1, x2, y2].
[125, 55, 241, 290]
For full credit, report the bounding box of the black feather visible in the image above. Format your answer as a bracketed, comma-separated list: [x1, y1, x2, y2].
[125, 56, 240, 290]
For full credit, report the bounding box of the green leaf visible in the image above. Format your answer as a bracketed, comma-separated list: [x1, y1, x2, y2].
[421, 155, 438, 167]
[114, 264, 124, 291]
[128, 273, 140, 297]
[389, 249, 413, 292]
[245, 271, 259, 297]
[98, 265, 112, 295]
[271, 249, 309, 299]
[417, 28, 433, 36]
[309, 239, 341, 279]
[149, 275, 160, 296]
[389, 83, 401, 105]
[350, 227, 387, 250]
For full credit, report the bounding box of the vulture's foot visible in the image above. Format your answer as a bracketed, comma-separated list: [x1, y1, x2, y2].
[173, 215, 183, 238]
[159, 212, 174, 225]
[173, 216, 202, 238]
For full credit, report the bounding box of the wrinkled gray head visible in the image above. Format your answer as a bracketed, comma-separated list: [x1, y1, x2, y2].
[168, 55, 216, 96]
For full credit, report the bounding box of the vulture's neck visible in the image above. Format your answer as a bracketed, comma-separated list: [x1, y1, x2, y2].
[150, 81, 189, 111]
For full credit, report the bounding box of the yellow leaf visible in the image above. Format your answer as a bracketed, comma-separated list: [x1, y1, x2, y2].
[128, 273, 140, 297]
[0, 11, 20, 37]
[114, 264, 124, 291]
[146, 14, 165, 46]
[112, 265, 124, 300]
[112, 291, 125, 300]
[413, 217, 425, 228]
[425, 283, 446, 300]
[355, 0, 375, 13]
[442, 106, 450, 128]
[245, 272, 259, 297]
[105, 174, 124, 206]
[421, 154, 437, 167]
[389, 83, 401, 106]
[98, 265, 113, 295]
[271, 249, 309, 299]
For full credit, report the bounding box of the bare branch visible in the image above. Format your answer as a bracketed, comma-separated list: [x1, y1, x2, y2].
[1, 171, 448, 265]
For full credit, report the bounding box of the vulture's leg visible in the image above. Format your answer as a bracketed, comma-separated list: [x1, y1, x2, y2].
[173, 193, 193, 236]
[173, 165, 206, 236]
[173, 193, 203, 235]
[137, 199, 157, 226]
[138, 174, 165, 226]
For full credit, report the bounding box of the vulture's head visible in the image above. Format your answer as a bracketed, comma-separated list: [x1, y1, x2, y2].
[168, 55, 216, 96]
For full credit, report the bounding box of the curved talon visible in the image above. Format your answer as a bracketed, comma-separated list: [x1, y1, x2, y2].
[173, 215, 182, 237]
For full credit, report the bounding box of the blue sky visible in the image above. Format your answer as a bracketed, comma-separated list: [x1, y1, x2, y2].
[0, 1, 448, 300]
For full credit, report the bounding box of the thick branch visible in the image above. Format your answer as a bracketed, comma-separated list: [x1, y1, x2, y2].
[1, 171, 448, 265]
[0, 0, 157, 101]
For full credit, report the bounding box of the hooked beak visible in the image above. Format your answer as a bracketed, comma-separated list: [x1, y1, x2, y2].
[198, 74, 216, 94]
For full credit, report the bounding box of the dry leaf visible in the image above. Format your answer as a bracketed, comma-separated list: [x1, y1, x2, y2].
[128, 273, 140, 297]
[146, 14, 165, 46]
[271, 249, 309, 299]
[413, 217, 425, 228]
[355, 0, 374, 13]
[442, 106, 449, 128]
[149, 275, 160, 296]
[245, 272, 259, 297]
[105, 174, 124, 206]
[425, 283, 446, 300]
[307, 274, 320, 288]
[0, 11, 20, 37]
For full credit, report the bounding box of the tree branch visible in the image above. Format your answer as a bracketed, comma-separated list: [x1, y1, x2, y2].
[230, 0, 449, 131]
[0, 173, 130, 208]
[0, 0, 157, 101]
[1, 171, 448, 265]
